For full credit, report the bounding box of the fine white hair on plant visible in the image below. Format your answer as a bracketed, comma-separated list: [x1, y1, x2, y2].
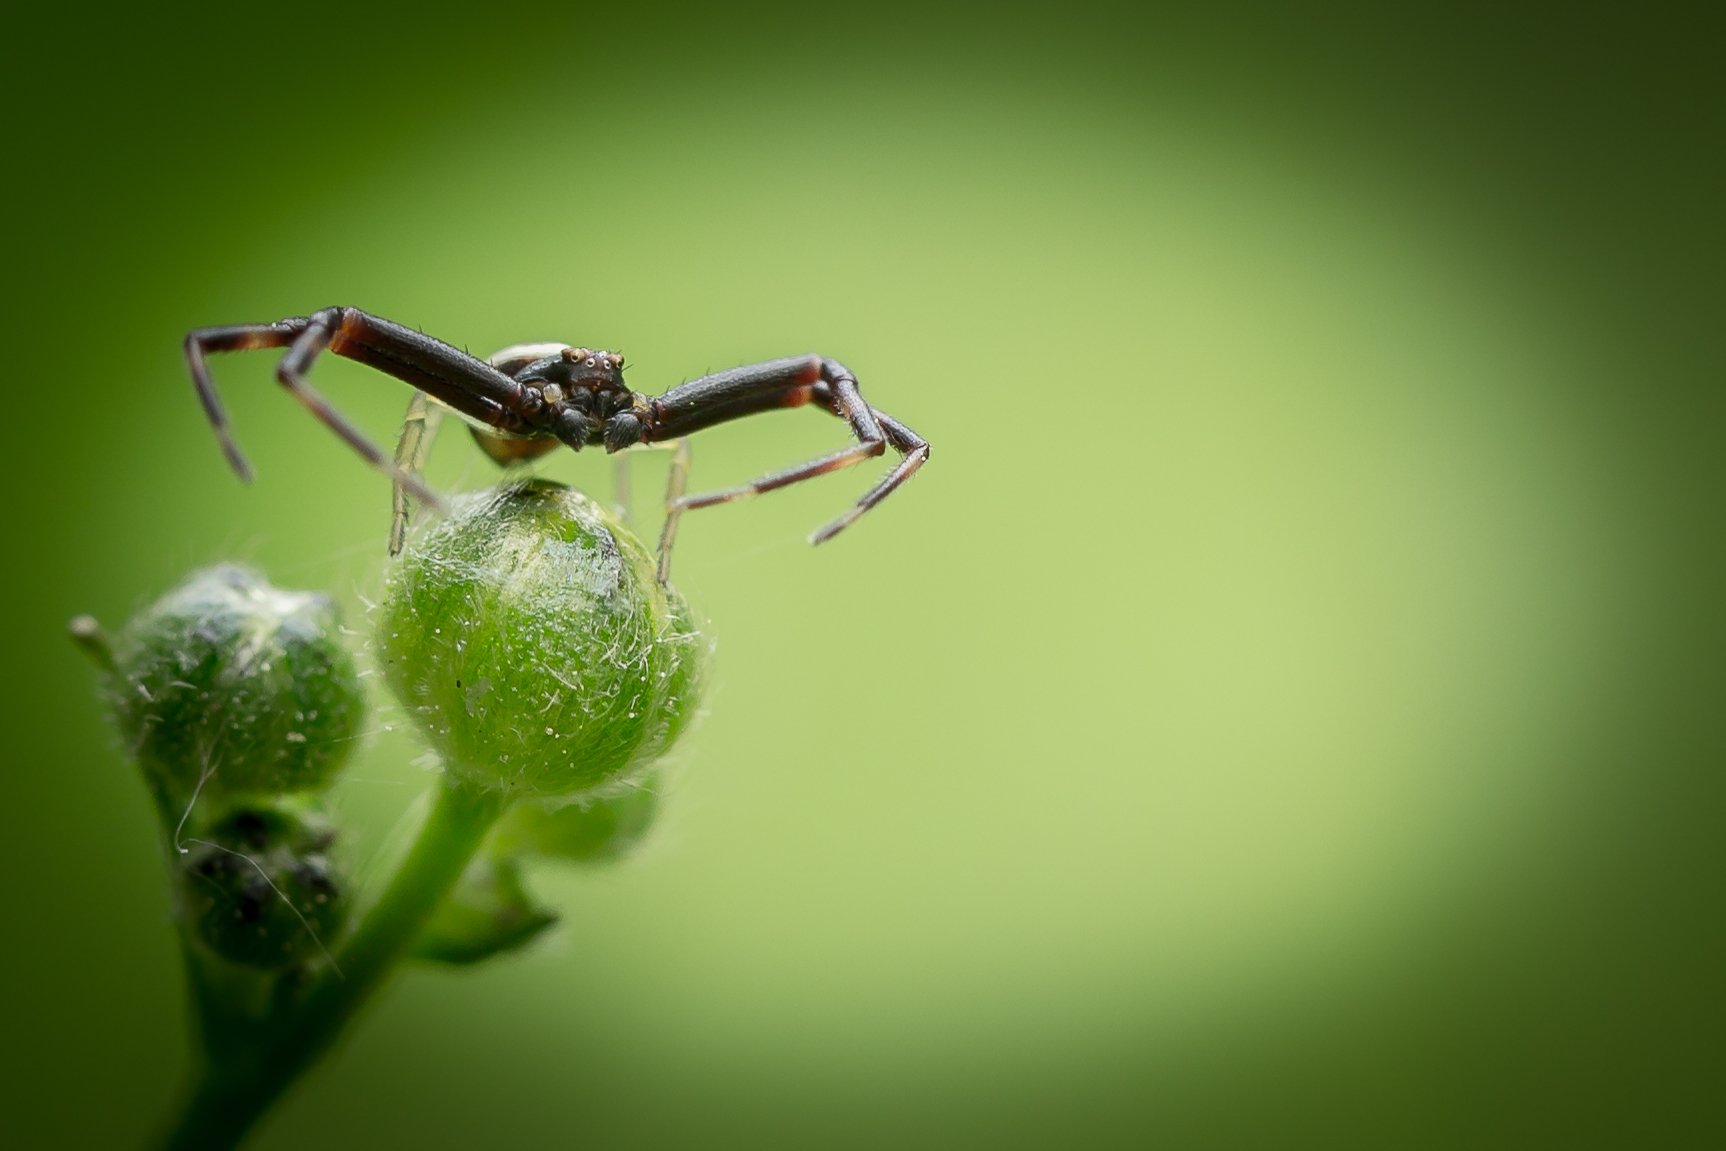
[73, 476, 713, 1147]
[168, 754, 344, 974]
[377, 480, 708, 803]
[180, 837, 344, 977]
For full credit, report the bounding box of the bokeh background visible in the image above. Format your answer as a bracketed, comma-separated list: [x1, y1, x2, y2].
[5, 3, 1720, 1147]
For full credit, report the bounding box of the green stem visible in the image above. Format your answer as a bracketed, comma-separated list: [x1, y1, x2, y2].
[158, 779, 507, 1151]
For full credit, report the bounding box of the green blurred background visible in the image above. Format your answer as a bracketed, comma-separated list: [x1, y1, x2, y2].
[5, 3, 1720, 1147]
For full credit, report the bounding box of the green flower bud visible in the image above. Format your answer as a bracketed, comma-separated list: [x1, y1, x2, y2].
[411, 855, 557, 966]
[95, 565, 366, 804]
[177, 802, 346, 970]
[495, 774, 662, 865]
[377, 480, 707, 802]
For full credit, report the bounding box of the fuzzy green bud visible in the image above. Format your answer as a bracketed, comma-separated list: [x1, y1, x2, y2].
[177, 802, 346, 970]
[377, 480, 706, 801]
[93, 565, 366, 804]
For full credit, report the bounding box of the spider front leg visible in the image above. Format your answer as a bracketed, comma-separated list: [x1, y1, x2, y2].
[811, 407, 929, 543]
[184, 319, 302, 481]
[186, 306, 535, 512]
[186, 311, 438, 507]
[645, 356, 929, 581]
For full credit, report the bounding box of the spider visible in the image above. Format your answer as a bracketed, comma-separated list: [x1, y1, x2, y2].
[184, 306, 928, 581]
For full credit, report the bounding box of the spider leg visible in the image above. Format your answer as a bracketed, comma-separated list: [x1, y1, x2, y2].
[186, 307, 534, 510]
[655, 440, 693, 585]
[185, 320, 307, 481]
[611, 453, 633, 526]
[669, 438, 882, 515]
[274, 314, 443, 508]
[811, 408, 930, 544]
[390, 391, 445, 555]
[646, 356, 926, 551]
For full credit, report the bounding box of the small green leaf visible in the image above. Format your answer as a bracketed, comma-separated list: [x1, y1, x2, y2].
[411, 855, 558, 966]
[495, 773, 662, 865]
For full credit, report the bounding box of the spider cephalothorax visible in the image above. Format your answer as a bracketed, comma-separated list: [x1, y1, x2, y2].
[490, 344, 644, 451]
[185, 306, 928, 582]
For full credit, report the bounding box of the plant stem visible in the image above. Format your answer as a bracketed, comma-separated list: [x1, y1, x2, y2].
[158, 779, 507, 1151]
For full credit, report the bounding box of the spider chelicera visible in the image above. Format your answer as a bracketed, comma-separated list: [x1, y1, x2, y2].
[184, 306, 929, 581]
